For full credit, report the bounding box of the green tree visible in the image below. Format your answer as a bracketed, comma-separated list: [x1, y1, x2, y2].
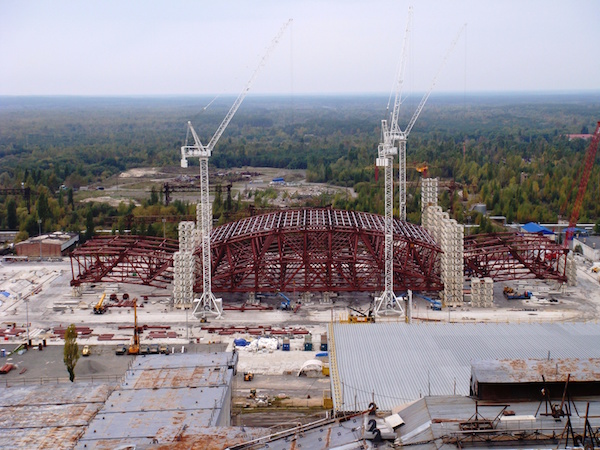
[85, 209, 94, 240]
[37, 190, 50, 223]
[63, 324, 80, 382]
[67, 188, 74, 209]
[149, 186, 159, 205]
[7, 198, 18, 230]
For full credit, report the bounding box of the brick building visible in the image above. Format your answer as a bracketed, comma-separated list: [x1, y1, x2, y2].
[15, 232, 79, 258]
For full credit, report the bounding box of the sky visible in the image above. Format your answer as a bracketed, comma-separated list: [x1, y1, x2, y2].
[1, 0, 599, 96]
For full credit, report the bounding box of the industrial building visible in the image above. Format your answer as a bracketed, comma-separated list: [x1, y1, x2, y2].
[574, 235, 600, 261]
[0, 350, 264, 450]
[328, 322, 600, 413]
[75, 352, 239, 449]
[231, 395, 600, 450]
[15, 232, 79, 258]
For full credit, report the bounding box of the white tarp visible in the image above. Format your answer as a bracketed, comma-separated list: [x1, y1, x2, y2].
[298, 359, 323, 377]
[245, 337, 278, 352]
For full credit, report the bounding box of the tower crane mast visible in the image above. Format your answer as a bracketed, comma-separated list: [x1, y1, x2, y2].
[374, 9, 464, 316]
[180, 20, 292, 319]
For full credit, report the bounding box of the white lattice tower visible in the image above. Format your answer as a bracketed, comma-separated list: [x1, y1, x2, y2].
[179, 22, 291, 320]
[398, 138, 407, 221]
[566, 253, 577, 286]
[193, 157, 223, 318]
[373, 140, 403, 317]
[173, 221, 196, 307]
[422, 204, 463, 307]
[470, 277, 481, 307]
[421, 178, 439, 211]
[482, 277, 494, 307]
[440, 217, 464, 306]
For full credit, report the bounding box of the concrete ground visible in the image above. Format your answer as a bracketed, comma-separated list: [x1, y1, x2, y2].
[1, 256, 600, 383]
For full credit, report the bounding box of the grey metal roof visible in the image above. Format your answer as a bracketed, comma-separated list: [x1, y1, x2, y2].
[330, 322, 600, 412]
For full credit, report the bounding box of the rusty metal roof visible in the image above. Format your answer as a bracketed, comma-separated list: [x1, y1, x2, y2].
[75, 352, 237, 449]
[0, 384, 113, 450]
[471, 358, 600, 384]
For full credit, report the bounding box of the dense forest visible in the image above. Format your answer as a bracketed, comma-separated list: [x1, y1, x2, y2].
[1, 93, 599, 242]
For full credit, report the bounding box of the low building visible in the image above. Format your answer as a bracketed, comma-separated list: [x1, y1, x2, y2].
[75, 351, 239, 449]
[15, 232, 79, 258]
[329, 322, 600, 413]
[471, 358, 600, 400]
[573, 235, 600, 261]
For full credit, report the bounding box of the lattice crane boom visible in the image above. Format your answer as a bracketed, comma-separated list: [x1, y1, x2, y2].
[179, 20, 291, 319]
[404, 24, 466, 138]
[181, 19, 292, 167]
[394, 23, 465, 219]
[565, 121, 600, 247]
[388, 7, 413, 139]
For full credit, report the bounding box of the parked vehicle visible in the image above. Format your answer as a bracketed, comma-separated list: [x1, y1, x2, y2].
[82, 345, 90, 356]
[115, 345, 127, 355]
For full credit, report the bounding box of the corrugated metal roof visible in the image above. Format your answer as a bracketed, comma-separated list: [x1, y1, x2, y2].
[331, 322, 600, 412]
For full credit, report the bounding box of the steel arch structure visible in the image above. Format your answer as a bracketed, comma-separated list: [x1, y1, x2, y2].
[70, 235, 179, 289]
[205, 208, 443, 293]
[463, 232, 568, 282]
[69, 213, 569, 292]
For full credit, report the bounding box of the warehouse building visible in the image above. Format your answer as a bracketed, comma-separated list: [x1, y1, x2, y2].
[15, 232, 79, 258]
[328, 322, 600, 413]
[75, 352, 239, 449]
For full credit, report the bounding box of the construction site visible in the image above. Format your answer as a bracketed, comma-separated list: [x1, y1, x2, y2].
[2, 14, 600, 450]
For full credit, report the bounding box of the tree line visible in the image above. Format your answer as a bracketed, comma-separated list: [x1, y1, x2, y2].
[1, 93, 599, 241]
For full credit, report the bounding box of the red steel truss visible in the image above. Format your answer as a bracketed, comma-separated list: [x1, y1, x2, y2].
[69, 212, 569, 293]
[463, 232, 568, 282]
[205, 208, 443, 293]
[70, 235, 179, 288]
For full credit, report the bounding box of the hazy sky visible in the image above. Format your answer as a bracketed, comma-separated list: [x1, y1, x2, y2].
[1, 0, 599, 96]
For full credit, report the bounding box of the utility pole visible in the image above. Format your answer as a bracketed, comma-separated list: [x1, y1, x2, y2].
[25, 297, 30, 346]
[37, 219, 42, 260]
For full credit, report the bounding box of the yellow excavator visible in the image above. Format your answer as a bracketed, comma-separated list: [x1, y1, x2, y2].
[93, 293, 107, 314]
[128, 298, 140, 355]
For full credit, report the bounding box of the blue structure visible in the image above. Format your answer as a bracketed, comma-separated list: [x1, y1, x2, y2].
[522, 222, 554, 235]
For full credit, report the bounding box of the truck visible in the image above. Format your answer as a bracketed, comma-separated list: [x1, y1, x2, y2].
[93, 293, 107, 314]
[413, 292, 442, 311]
[128, 298, 140, 355]
[504, 291, 532, 300]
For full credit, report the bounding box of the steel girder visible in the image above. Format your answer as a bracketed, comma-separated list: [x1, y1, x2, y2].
[70, 235, 179, 288]
[205, 208, 443, 293]
[463, 232, 568, 282]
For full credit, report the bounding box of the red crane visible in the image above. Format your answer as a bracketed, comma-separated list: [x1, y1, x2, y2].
[565, 121, 600, 247]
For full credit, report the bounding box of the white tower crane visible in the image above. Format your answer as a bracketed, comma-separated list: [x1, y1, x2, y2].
[180, 20, 292, 319]
[373, 9, 465, 316]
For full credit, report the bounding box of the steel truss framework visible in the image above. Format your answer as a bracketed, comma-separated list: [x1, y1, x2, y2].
[463, 232, 568, 282]
[205, 208, 443, 293]
[70, 235, 179, 288]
